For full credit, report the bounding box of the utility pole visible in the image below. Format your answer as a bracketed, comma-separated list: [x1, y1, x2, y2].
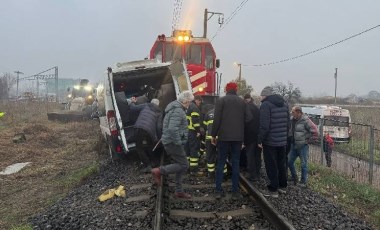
[203, 8, 224, 38]
[14, 70, 24, 98]
[334, 68, 338, 104]
[237, 63, 242, 82]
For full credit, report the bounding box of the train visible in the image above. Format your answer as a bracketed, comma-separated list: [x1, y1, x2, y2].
[150, 29, 221, 97]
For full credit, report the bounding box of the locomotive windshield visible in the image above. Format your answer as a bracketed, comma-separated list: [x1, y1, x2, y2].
[185, 44, 202, 64]
[165, 43, 182, 61]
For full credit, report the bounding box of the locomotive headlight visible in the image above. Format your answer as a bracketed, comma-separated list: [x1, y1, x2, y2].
[183, 36, 190, 42]
[73, 85, 80, 90]
[87, 95, 93, 99]
[177, 35, 184, 41]
[198, 87, 204, 92]
[67, 94, 72, 98]
[84, 86, 92, 91]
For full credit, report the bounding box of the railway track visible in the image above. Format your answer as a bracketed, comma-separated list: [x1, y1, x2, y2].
[151, 158, 295, 230]
[30, 154, 374, 229]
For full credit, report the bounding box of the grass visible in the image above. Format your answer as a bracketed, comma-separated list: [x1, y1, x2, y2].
[334, 140, 380, 164]
[58, 163, 99, 188]
[308, 162, 380, 228]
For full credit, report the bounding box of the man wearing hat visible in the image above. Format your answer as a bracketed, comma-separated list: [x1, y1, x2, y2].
[257, 86, 289, 198]
[211, 82, 252, 200]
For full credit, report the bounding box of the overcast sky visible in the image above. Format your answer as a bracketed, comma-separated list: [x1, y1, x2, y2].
[0, 0, 379, 97]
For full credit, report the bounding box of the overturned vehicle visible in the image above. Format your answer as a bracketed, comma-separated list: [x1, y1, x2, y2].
[99, 59, 192, 160]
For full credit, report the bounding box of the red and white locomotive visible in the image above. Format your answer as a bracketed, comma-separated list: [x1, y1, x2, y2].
[150, 29, 220, 96]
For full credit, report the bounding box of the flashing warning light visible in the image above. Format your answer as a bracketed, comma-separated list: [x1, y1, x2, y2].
[198, 87, 204, 92]
[67, 94, 72, 98]
[87, 95, 93, 99]
[173, 30, 192, 42]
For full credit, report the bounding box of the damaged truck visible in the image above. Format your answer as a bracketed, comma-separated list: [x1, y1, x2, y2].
[99, 59, 192, 161]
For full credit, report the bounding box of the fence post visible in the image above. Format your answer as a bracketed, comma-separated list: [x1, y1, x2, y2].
[368, 126, 374, 185]
[320, 118, 324, 165]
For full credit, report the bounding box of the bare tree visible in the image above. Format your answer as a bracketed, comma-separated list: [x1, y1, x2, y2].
[235, 78, 253, 97]
[271, 81, 302, 105]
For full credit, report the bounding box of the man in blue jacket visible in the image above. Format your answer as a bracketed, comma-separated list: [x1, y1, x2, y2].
[257, 86, 289, 198]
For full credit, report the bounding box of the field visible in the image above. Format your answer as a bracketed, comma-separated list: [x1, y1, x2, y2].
[0, 101, 107, 229]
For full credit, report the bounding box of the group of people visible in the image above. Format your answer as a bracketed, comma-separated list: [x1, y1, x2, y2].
[130, 81, 332, 199]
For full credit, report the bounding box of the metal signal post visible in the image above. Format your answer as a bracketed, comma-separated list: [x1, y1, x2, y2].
[334, 68, 338, 104]
[203, 8, 224, 38]
[14, 70, 24, 98]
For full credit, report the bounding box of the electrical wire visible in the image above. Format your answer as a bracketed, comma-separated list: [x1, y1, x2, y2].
[172, 0, 183, 31]
[211, 0, 249, 41]
[243, 24, 380, 67]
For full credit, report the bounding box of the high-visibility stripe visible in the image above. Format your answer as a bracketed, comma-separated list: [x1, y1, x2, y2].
[203, 120, 213, 126]
[189, 157, 198, 163]
[207, 163, 215, 172]
[207, 163, 215, 168]
[223, 164, 227, 174]
[187, 113, 200, 130]
[190, 70, 207, 82]
[190, 112, 200, 117]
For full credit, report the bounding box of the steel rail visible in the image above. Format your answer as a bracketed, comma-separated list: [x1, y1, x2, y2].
[153, 153, 165, 230]
[239, 174, 296, 230]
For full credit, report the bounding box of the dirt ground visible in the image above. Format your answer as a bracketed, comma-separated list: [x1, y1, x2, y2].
[0, 101, 107, 229]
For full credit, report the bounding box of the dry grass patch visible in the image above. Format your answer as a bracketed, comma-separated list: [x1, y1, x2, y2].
[0, 101, 107, 229]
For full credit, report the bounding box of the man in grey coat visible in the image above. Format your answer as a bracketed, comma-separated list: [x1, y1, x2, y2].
[288, 106, 318, 187]
[151, 90, 194, 199]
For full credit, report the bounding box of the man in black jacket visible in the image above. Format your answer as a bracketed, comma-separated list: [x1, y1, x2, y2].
[211, 82, 252, 200]
[243, 94, 261, 182]
[257, 86, 289, 198]
[130, 98, 163, 173]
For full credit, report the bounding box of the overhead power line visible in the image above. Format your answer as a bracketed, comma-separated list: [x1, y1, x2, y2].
[211, 0, 249, 41]
[243, 24, 380, 67]
[172, 0, 183, 31]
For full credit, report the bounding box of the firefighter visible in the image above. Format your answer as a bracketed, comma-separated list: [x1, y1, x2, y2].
[203, 107, 228, 180]
[186, 95, 202, 174]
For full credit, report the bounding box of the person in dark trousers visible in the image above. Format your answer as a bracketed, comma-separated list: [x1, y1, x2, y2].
[211, 82, 252, 200]
[243, 93, 261, 182]
[186, 95, 202, 174]
[288, 106, 319, 187]
[130, 98, 163, 173]
[257, 86, 289, 198]
[151, 90, 194, 199]
[323, 132, 334, 167]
